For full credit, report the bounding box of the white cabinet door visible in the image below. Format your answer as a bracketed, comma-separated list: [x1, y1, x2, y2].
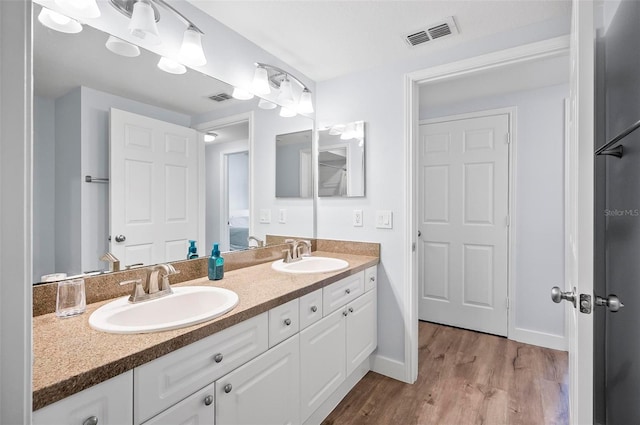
[33, 371, 133, 425]
[142, 383, 214, 425]
[299, 308, 346, 422]
[346, 289, 377, 376]
[216, 334, 300, 425]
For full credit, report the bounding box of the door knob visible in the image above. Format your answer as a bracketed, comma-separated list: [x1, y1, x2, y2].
[551, 286, 576, 307]
[595, 294, 624, 312]
[418, 230, 422, 237]
[114, 234, 126, 243]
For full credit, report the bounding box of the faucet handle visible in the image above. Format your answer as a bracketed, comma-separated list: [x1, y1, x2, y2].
[120, 279, 145, 302]
[282, 249, 293, 263]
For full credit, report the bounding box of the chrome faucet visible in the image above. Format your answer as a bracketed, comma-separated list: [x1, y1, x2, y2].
[247, 235, 264, 248]
[282, 239, 312, 263]
[120, 263, 179, 303]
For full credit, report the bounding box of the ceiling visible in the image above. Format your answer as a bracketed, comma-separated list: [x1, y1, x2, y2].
[188, 0, 571, 82]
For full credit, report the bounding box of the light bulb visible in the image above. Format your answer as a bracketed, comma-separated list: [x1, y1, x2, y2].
[252, 66, 271, 95]
[179, 27, 207, 67]
[38, 8, 82, 34]
[232, 87, 254, 100]
[55, 0, 100, 19]
[157, 57, 187, 75]
[204, 132, 217, 143]
[105, 36, 140, 57]
[279, 106, 297, 118]
[129, 0, 160, 45]
[258, 98, 277, 110]
[298, 89, 314, 113]
[277, 77, 294, 106]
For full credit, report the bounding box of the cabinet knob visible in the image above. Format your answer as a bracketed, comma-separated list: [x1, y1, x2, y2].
[345, 288, 351, 294]
[83, 416, 98, 425]
[343, 311, 348, 317]
[310, 305, 318, 313]
[213, 353, 223, 363]
[349, 307, 354, 313]
[370, 276, 375, 282]
[284, 318, 292, 326]
[224, 384, 233, 393]
[204, 395, 213, 406]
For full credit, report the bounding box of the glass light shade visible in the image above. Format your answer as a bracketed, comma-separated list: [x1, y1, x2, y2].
[232, 87, 254, 100]
[38, 8, 82, 34]
[55, 0, 101, 19]
[298, 89, 314, 113]
[341, 122, 356, 140]
[204, 133, 217, 143]
[329, 125, 345, 136]
[128, 0, 160, 45]
[251, 66, 271, 95]
[157, 57, 187, 75]
[258, 98, 277, 110]
[277, 78, 294, 106]
[179, 27, 207, 67]
[279, 106, 297, 118]
[105, 36, 140, 57]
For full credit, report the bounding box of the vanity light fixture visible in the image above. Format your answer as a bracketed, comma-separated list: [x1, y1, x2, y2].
[251, 65, 271, 95]
[179, 25, 207, 67]
[128, 0, 160, 45]
[105, 35, 141, 57]
[38, 7, 83, 34]
[253, 63, 314, 114]
[298, 89, 314, 114]
[258, 98, 277, 110]
[55, 0, 101, 19]
[232, 87, 254, 101]
[157, 56, 187, 74]
[277, 77, 295, 106]
[279, 106, 297, 118]
[204, 132, 218, 143]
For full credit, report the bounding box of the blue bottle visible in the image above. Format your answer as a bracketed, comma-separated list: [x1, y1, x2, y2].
[208, 243, 224, 281]
[187, 240, 198, 259]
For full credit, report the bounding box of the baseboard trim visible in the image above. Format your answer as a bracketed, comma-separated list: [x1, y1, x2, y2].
[370, 353, 408, 382]
[510, 327, 567, 351]
[303, 357, 371, 425]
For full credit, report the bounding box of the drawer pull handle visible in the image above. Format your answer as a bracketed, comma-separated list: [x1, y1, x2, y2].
[343, 311, 348, 317]
[345, 288, 351, 294]
[310, 305, 318, 313]
[83, 416, 98, 425]
[213, 353, 223, 363]
[224, 384, 233, 394]
[204, 395, 213, 406]
[284, 318, 292, 326]
[349, 307, 354, 313]
[370, 276, 376, 282]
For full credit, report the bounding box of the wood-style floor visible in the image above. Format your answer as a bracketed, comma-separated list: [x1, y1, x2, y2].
[322, 321, 569, 425]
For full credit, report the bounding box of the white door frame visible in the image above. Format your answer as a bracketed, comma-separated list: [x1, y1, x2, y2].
[418, 107, 516, 338]
[403, 35, 570, 383]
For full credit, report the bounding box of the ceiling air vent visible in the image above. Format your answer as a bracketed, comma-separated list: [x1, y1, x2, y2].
[208, 92, 232, 102]
[404, 16, 459, 47]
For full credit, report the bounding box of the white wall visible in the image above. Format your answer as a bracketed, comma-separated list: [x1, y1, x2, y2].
[421, 83, 568, 347]
[316, 17, 570, 376]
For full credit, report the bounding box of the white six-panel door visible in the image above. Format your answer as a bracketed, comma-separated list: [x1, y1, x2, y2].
[110, 108, 200, 267]
[418, 112, 510, 336]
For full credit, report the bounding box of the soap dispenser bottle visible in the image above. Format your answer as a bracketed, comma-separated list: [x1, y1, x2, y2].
[187, 240, 198, 259]
[208, 243, 224, 280]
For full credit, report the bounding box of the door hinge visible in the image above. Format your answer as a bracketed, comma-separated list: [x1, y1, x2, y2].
[506, 132, 511, 144]
[506, 215, 511, 227]
[412, 242, 416, 252]
[506, 297, 510, 309]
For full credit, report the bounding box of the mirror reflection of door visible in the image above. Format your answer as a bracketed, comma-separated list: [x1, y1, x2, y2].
[318, 147, 348, 197]
[204, 121, 250, 253]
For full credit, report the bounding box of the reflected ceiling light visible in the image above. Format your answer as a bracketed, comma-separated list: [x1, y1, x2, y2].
[251, 65, 270, 95]
[258, 98, 277, 110]
[279, 106, 297, 118]
[232, 87, 254, 100]
[55, 0, 101, 19]
[157, 57, 186, 74]
[105, 35, 141, 57]
[277, 77, 295, 106]
[38, 7, 82, 33]
[204, 132, 218, 143]
[298, 89, 314, 114]
[179, 26, 207, 67]
[128, 0, 160, 45]
[341, 122, 356, 140]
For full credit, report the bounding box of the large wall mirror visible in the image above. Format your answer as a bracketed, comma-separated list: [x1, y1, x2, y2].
[32, 2, 314, 284]
[317, 121, 365, 197]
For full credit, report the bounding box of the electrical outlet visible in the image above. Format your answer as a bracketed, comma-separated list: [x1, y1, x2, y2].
[279, 209, 287, 224]
[353, 209, 363, 227]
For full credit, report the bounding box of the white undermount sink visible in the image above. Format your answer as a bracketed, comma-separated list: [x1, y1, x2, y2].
[89, 286, 239, 334]
[271, 256, 349, 274]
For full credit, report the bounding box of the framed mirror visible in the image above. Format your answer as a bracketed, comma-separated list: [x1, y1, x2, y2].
[317, 121, 365, 197]
[32, 4, 314, 284]
[275, 130, 313, 198]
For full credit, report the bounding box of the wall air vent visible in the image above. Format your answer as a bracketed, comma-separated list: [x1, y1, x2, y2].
[404, 16, 459, 47]
[208, 92, 232, 102]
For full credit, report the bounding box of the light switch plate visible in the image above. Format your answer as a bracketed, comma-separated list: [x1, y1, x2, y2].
[279, 209, 287, 224]
[259, 209, 271, 224]
[353, 209, 363, 227]
[376, 210, 393, 229]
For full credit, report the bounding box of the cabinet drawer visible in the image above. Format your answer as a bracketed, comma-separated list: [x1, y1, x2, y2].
[33, 371, 133, 425]
[323, 271, 364, 315]
[134, 313, 268, 424]
[269, 298, 299, 347]
[142, 383, 214, 425]
[364, 265, 377, 292]
[299, 289, 323, 330]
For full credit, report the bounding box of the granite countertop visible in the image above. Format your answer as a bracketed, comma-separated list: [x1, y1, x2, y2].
[32, 251, 379, 411]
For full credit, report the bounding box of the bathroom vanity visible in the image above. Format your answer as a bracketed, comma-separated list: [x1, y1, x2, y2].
[32, 249, 378, 425]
